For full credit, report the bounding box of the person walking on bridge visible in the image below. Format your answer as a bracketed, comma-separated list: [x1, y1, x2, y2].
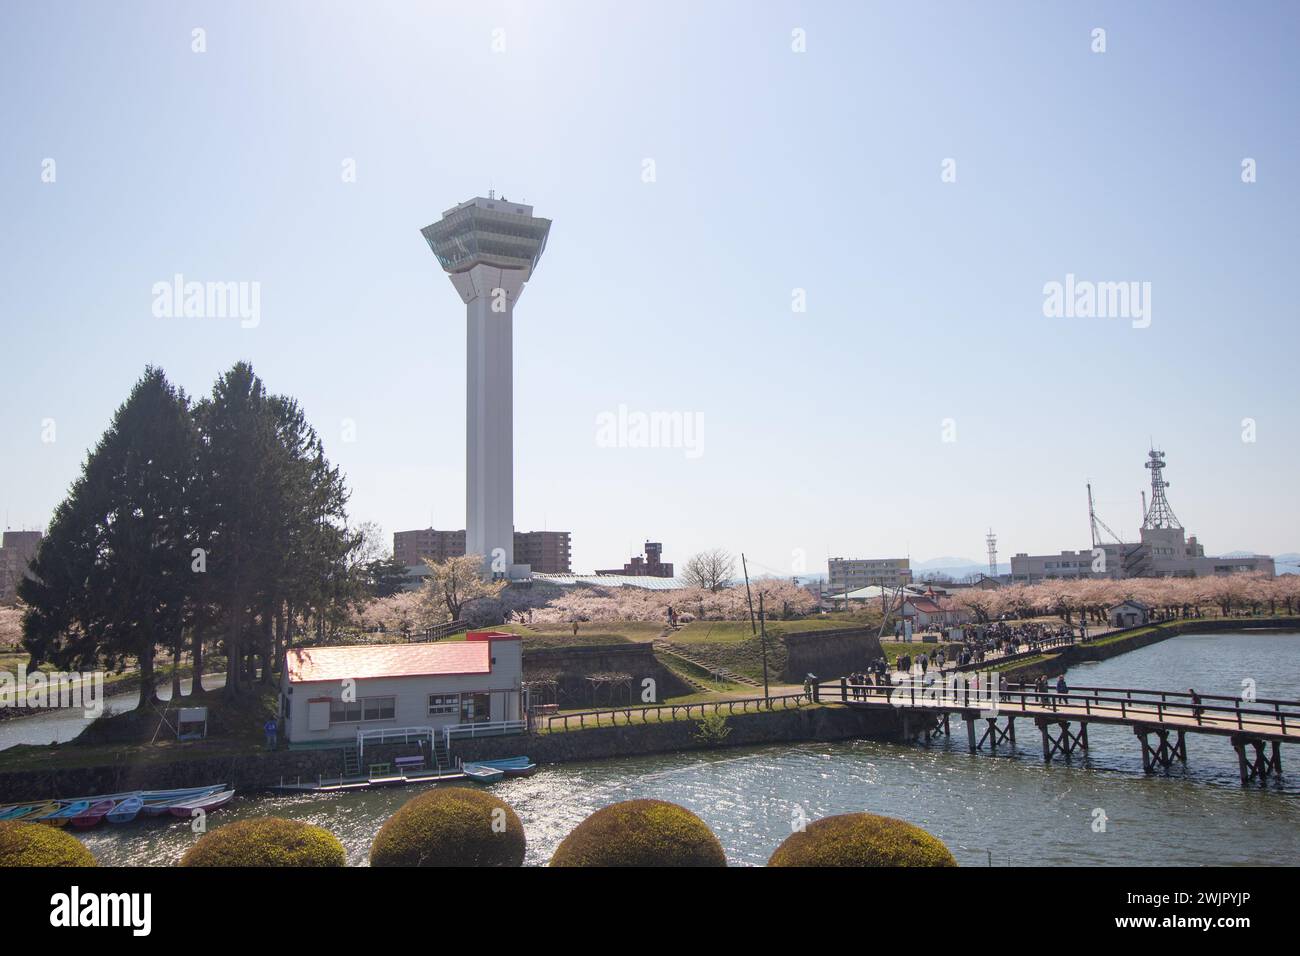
[1189, 689, 1204, 722]
[1056, 675, 1068, 703]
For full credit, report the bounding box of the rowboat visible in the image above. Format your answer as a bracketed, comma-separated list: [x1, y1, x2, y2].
[37, 800, 91, 826]
[70, 799, 120, 829]
[106, 795, 144, 824]
[461, 763, 505, 784]
[0, 802, 57, 822]
[167, 789, 235, 818]
[140, 785, 228, 816]
[477, 757, 537, 777]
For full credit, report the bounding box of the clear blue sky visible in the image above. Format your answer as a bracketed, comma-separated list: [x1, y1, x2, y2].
[2, 1, 1297, 575]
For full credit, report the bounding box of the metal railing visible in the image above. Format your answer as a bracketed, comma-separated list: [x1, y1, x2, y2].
[544, 692, 814, 733]
[442, 719, 527, 745]
[356, 726, 435, 760]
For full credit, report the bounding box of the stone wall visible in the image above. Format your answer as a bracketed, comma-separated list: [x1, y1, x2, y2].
[523, 642, 691, 707]
[780, 627, 885, 682]
[454, 704, 899, 764]
[0, 746, 351, 805]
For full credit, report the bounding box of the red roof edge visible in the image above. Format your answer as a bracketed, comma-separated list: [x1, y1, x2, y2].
[466, 630, 521, 642]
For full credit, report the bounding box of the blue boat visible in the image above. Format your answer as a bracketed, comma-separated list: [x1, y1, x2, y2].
[0, 803, 48, 821]
[461, 763, 505, 784]
[35, 800, 91, 826]
[477, 757, 537, 777]
[106, 795, 144, 824]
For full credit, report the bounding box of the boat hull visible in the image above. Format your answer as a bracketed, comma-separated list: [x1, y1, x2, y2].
[461, 764, 505, 784]
[167, 790, 235, 817]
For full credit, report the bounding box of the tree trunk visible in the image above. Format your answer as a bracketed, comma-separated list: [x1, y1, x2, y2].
[170, 633, 183, 700]
[260, 610, 275, 685]
[192, 625, 205, 690]
[224, 607, 243, 699]
[138, 643, 158, 705]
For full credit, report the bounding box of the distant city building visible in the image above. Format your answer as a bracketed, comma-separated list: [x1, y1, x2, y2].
[827, 557, 912, 591]
[393, 528, 571, 574]
[1011, 450, 1276, 582]
[512, 531, 572, 574]
[597, 541, 674, 578]
[393, 528, 466, 568]
[0, 530, 42, 602]
[1108, 600, 1151, 628]
[900, 597, 969, 630]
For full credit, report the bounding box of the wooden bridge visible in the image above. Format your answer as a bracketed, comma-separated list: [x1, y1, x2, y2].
[818, 676, 1299, 786]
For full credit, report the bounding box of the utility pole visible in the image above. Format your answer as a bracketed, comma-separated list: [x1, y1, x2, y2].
[758, 591, 770, 703]
[741, 552, 757, 635]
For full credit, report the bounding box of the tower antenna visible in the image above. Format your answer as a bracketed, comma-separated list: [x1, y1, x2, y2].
[986, 529, 998, 579]
[1141, 448, 1181, 529]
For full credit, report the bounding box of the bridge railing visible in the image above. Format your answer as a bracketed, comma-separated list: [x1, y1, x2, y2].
[543, 692, 813, 733]
[823, 677, 1300, 734]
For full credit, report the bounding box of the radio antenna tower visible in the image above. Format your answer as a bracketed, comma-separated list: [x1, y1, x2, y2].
[1141, 448, 1182, 530]
[985, 529, 997, 578]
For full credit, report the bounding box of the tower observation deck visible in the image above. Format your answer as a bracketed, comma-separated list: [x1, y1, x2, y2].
[421, 195, 551, 576]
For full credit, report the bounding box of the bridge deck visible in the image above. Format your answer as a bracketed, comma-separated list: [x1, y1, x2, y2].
[828, 682, 1300, 743]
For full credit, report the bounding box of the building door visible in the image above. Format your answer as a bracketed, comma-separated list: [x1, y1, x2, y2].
[460, 692, 491, 724]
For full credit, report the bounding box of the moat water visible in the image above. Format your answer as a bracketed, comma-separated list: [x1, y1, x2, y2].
[51, 632, 1300, 865]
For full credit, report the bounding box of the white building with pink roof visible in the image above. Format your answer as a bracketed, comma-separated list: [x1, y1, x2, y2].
[279, 631, 524, 749]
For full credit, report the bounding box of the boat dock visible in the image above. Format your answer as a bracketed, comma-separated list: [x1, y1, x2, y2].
[270, 768, 468, 794]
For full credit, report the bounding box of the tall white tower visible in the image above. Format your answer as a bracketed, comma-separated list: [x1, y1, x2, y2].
[421, 195, 551, 576]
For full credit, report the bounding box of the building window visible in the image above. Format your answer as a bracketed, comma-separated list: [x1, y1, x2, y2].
[330, 699, 361, 724]
[460, 692, 491, 724]
[428, 694, 458, 716]
[330, 696, 395, 724]
[363, 697, 396, 721]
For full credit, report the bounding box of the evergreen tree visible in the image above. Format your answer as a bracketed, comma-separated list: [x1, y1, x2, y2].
[20, 367, 197, 702]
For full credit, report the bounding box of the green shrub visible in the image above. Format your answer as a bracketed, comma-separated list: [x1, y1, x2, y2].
[0, 821, 97, 867]
[179, 817, 346, 867]
[694, 711, 732, 743]
[767, 812, 956, 867]
[370, 787, 525, 867]
[550, 799, 726, 867]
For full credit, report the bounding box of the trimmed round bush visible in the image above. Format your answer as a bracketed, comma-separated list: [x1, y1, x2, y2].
[0, 821, 97, 867]
[180, 817, 346, 867]
[550, 799, 726, 867]
[370, 787, 525, 867]
[767, 812, 956, 867]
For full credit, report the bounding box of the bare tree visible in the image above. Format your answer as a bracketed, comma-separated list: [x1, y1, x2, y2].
[682, 549, 736, 592]
[419, 554, 507, 622]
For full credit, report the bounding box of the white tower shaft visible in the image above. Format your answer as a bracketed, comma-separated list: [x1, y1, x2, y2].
[456, 266, 525, 569]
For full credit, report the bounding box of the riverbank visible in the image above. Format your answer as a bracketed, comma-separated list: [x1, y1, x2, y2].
[3, 617, 1294, 805]
[0, 703, 903, 804]
[996, 616, 1299, 681]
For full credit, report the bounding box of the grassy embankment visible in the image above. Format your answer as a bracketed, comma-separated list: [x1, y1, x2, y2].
[0, 686, 277, 773]
[666, 615, 882, 684]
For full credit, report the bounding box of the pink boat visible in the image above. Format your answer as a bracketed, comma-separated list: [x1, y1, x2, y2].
[70, 799, 119, 829]
[168, 789, 235, 818]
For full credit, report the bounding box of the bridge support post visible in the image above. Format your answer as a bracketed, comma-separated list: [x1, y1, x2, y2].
[1036, 717, 1088, 763]
[1134, 725, 1186, 773]
[1231, 735, 1282, 786]
[919, 712, 949, 746]
[964, 714, 1015, 752]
